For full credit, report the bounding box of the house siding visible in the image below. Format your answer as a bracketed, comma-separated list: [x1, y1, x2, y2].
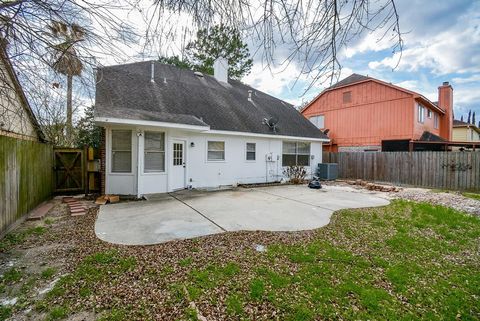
[103, 125, 323, 195]
[303, 81, 415, 150]
[0, 59, 38, 140]
[412, 102, 442, 140]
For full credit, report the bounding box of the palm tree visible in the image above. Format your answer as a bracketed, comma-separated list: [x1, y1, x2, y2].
[49, 21, 84, 143]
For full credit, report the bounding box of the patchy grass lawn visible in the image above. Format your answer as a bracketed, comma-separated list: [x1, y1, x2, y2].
[1, 200, 479, 320]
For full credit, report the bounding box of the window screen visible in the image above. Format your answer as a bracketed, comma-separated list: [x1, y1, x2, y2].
[111, 130, 132, 172]
[282, 141, 310, 166]
[246, 143, 256, 160]
[207, 141, 225, 161]
[144, 131, 165, 172]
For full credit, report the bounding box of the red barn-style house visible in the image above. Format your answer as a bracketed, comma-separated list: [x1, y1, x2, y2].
[302, 74, 454, 152]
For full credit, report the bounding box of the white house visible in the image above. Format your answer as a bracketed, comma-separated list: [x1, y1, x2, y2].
[94, 58, 329, 197]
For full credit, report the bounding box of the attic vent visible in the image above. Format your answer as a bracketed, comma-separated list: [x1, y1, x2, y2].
[194, 71, 204, 78]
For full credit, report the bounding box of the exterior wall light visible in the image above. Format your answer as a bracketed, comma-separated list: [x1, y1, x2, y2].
[190, 142, 195, 147]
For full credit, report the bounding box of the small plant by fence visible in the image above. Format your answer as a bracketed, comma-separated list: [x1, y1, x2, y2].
[322, 151, 480, 192]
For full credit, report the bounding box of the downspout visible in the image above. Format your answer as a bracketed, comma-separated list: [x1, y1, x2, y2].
[136, 130, 142, 198]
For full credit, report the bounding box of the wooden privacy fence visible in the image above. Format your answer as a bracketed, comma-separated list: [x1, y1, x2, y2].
[322, 151, 480, 191]
[0, 136, 53, 235]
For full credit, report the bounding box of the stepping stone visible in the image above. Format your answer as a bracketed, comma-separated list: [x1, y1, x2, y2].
[28, 202, 54, 220]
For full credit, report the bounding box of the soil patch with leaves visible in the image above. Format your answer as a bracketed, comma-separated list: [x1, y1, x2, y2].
[1, 199, 479, 320]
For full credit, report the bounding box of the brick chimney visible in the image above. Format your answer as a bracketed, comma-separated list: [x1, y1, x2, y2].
[438, 81, 453, 141]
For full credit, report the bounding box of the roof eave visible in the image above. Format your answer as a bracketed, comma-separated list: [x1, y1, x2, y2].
[414, 96, 445, 114]
[94, 116, 210, 132]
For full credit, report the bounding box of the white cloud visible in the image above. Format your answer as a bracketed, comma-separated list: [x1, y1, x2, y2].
[343, 32, 396, 59]
[368, 3, 480, 75]
[452, 74, 480, 84]
[242, 62, 353, 107]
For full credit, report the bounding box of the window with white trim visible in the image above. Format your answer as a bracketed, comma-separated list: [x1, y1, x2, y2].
[282, 141, 310, 166]
[111, 130, 132, 172]
[144, 131, 165, 172]
[207, 141, 225, 161]
[418, 104, 425, 123]
[427, 109, 432, 118]
[434, 113, 439, 129]
[309, 115, 325, 129]
[246, 143, 256, 161]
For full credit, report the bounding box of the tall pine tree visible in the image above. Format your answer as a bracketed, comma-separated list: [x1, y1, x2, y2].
[186, 25, 253, 79]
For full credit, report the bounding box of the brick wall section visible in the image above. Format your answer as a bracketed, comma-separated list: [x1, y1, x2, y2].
[100, 127, 106, 195]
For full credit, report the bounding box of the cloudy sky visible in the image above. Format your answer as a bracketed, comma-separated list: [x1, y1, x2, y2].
[242, 0, 480, 121]
[92, 0, 479, 122]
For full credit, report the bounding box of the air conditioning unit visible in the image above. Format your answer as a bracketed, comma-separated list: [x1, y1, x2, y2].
[317, 163, 338, 180]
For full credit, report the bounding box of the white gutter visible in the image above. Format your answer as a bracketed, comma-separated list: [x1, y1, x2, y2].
[206, 129, 330, 142]
[94, 117, 329, 142]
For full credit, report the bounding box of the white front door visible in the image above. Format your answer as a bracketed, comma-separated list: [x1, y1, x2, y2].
[171, 140, 186, 190]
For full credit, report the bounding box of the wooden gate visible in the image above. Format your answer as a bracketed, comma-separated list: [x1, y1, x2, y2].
[53, 148, 85, 193]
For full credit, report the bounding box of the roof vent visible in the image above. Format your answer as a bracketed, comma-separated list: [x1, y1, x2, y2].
[443, 81, 450, 86]
[150, 61, 155, 83]
[194, 71, 204, 78]
[248, 90, 253, 102]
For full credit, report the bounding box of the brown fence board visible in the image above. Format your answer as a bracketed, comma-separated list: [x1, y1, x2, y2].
[1, 136, 53, 235]
[322, 151, 480, 191]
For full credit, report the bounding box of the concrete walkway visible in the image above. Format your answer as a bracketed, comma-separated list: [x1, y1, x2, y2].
[95, 185, 390, 245]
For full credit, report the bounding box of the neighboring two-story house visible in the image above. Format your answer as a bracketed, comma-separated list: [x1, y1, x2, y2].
[301, 74, 453, 152]
[453, 120, 480, 143]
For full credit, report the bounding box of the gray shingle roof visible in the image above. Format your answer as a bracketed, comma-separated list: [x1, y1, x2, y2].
[419, 131, 445, 142]
[453, 119, 470, 126]
[327, 74, 371, 90]
[95, 61, 327, 139]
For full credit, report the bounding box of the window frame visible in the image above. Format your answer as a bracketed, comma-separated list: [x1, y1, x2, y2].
[282, 141, 311, 167]
[144, 131, 166, 173]
[343, 91, 352, 104]
[427, 109, 432, 118]
[111, 129, 132, 173]
[433, 113, 439, 129]
[207, 140, 225, 162]
[418, 104, 425, 123]
[245, 142, 256, 161]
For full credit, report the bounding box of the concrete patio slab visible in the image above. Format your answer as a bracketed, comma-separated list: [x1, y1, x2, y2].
[95, 185, 390, 245]
[95, 195, 224, 245]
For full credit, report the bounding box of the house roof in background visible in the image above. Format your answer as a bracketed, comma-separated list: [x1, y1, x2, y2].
[453, 119, 480, 134]
[0, 44, 45, 141]
[419, 131, 446, 142]
[326, 74, 371, 90]
[95, 61, 328, 140]
[303, 73, 443, 115]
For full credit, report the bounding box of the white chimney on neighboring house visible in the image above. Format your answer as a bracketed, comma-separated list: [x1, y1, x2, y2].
[213, 57, 228, 83]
